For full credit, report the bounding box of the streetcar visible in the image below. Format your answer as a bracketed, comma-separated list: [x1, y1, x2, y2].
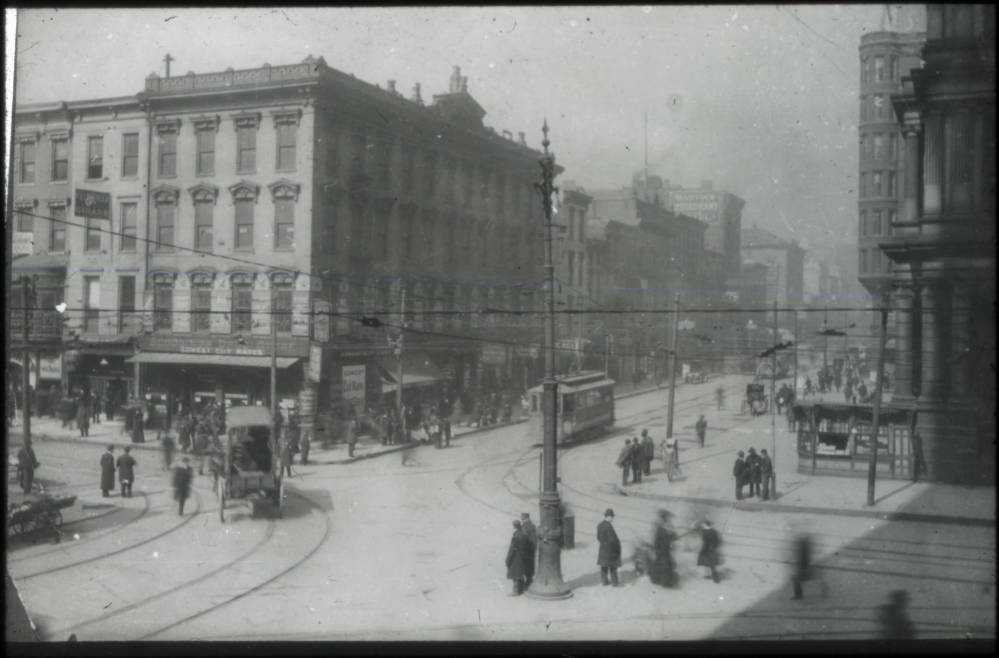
[526, 371, 615, 445]
[218, 405, 282, 521]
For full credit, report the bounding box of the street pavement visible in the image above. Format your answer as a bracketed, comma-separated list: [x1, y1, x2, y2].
[6, 375, 994, 642]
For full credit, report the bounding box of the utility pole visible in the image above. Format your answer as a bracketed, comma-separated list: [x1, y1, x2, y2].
[271, 293, 278, 469]
[396, 285, 406, 442]
[527, 120, 571, 600]
[770, 297, 778, 491]
[793, 310, 799, 395]
[666, 292, 680, 439]
[604, 333, 610, 375]
[866, 295, 889, 506]
[823, 305, 829, 378]
[21, 277, 33, 449]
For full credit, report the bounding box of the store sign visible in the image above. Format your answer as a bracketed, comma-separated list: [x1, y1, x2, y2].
[141, 334, 310, 357]
[313, 300, 331, 343]
[13, 232, 34, 256]
[308, 343, 323, 383]
[39, 355, 62, 380]
[342, 365, 366, 402]
[74, 188, 111, 219]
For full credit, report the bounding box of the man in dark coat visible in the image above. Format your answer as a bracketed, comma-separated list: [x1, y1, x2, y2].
[172, 457, 193, 516]
[616, 439, 632, 486]
[733, 451, 746, 500]
[697, 520, 722, 583]
[505, 519, 532, 595]
[629, 437, 643, 484]
[695, 415, 707, 448]
[650, 510, 678, 588]
[162, 434, 175, 471]
[746, 447, 762, 497]
[100, 445, 116, 497]
[640, 430, 654, 476]
[76, 396, 90, 438]
[760, 449, 774, 500]
[597, 508, 622, 586]
[116, 446, 137, 498]
[520, 512, 537, 588]
[17, 441, 39, 495]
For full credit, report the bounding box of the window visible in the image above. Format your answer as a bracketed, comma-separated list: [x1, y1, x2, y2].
[84, 276, 100, 333]
[195, 200, 214, 251]
[403, 205, 415, 257]
[231, 278, 253, 333]
[235, 198, 254, 249]
[19, 140, 35, 183]
[122, 133, 139, 177]
[196, 127, 215, 176]
[16, 207, 33, 233]
[859, 172, 867, 198]
[401, 145, 414, 194]
[49, 205, 66, 251]
[120, 202, 137, 251]
[889, 133, 898, 160]
[155, 202, 175, 251]
[237, 123, 257, 173]
[87, 136, 103, 179]
[872, 210, 882, 236]
[873, 134, 884, 159]
[859, 210, 867, 236]
[886, 171, 896, 198]
[191, 277, 212, 332]
[85, 216, 102, 252]
[275, 198, 294, 248]
[51, 138, 69, 181]
[272, 279, 293, 334]
[118, 275, 136, 334]
[944, 111, 973, 211]
[874, 56, 885, 82]
[872, 171, 882, 197]
[276, 121, 297, 170]
[888, 211, 897, 234]
[154, 280, 173, 330]
[158, 129, 177, 177]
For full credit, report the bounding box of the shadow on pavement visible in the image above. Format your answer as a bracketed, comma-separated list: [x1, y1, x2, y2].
[565, 568, 641, 590]
[287, 487, 335, 514]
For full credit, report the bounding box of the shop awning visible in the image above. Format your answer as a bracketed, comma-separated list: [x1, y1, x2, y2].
[376, 354, 446, 393]
[381, 373, 442, 393]
[126, 352, 300, 369]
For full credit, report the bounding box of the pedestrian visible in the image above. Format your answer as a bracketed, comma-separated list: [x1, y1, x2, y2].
[911, 431, 926, 482]
[733, 450, 746, 500]
[299, 427, 312, 465]
[280, 434, 294, 478]
[104, 389, 114, 422]
[178, 412, 191, 453]
[172, 457, 193, 516]
[760, 448, 774, 500]
[76, 397, 90, 438]
[505, 519, 532, 596]
[616, 439, 632, 487]
[716, 386, 724, 410]
[443, 416, 452, 448]
[520, 512, 537, 589]
[790, 532, 827, 599]
[746, 447, 762, 497]
[695, 414, 707, 448]
[878, 590, 915, 639]
[92, 391, 102, 425]
[641, 430, 654, 476]
[162, 434, 175, 471]
[17, 440, 39, 495]
[696, 520, 722, 583]
[650, 509, 678, 588]
[116, 446, 137, 498]
[346, 416, 358, 458]
[630, 437, 643, 484]
[596, 508, 622, 586]
[100, 444, 115, 497]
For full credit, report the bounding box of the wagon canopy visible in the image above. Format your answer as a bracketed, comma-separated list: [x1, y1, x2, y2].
[226, 406, 273, 429]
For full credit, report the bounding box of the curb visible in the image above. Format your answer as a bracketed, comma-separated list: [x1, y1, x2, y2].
[11, 429, 165, 452]
[620, 486, 995, 527]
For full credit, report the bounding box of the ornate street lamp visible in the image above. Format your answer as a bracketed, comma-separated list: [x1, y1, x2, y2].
[527, 120, 572, 600]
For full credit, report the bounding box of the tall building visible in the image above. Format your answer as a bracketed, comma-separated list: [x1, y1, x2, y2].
[886, 4, 995, 483]
[664, 179, 744, 277]
[740, 225, 806, 324]
[10, 58, 552, 430]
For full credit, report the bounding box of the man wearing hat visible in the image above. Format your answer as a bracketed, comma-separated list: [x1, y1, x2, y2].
[760, 449, 774, 500]
[629, 437, 643, 484]
[640, 429, 655, 476]
[733, 451, 746, 500]
[505, 519, 532, 596]
[616, 439, 632, 487]
[746, 447, 762, 498]
[520, 512, 538, 589]
[596, 508, 622, 586]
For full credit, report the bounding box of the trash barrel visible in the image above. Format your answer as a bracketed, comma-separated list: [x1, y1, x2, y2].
[562, 513, 575, 549]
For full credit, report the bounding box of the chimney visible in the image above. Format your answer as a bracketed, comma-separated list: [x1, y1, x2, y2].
[450, 65, 462, 93]
[461, 76, 468, 93]
[387, 80, 397, 94]
[412, 83, 423, 105]
[518, 131, 526, 146]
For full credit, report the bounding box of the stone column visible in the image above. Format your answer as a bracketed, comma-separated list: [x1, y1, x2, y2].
[949, 282, 971, 401]
[919, 281, 946, 401]
[901, 113, 922, 226]
[891, 283, 917, 401]
[922, 114, 942, 216]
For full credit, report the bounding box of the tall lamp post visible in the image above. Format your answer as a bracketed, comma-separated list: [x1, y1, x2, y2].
[527, 120, 571, 600]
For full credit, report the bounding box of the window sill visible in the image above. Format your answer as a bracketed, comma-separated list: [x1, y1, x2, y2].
[85, 177, 105, 183]
[120, 176, 139, 181]
[233, 248, 255, 254]
[196, 171, 216, 178]
[275, 168, 298, 174]
[273, 246, 295, 252]
[237, 169, 257, 176]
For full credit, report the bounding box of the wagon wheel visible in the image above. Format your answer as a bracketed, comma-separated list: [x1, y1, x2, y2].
[218, 478, 226, 523]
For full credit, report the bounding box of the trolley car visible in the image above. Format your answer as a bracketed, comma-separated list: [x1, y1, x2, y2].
[218, 406, 282, 521]
[527, 371, 615, 445]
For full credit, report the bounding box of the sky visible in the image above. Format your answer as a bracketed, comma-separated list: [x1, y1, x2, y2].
[8, 5, 922, 270]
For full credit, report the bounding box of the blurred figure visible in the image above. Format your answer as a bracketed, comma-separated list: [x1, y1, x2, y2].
[100, 445, 115, 497]
[172, 457, 193, 516]
[629, 437, 643, 484]
[695, 414, 707, 448]
[650, 509, 678, 588]
[733, 450, 746, 500]
[17, 440, 39, 495]
[505, 519, 531, 596]
[641, 430, 654, 476]
[878, 590, 915, 639]
[715, 386, 725, 410]
[760, 449, 774, 500]
[790, 530, 827, 600]
[746, 447, 762, 497]
[520, 512, 537, 589]
[596, 508, 622, 587]
[162, 434, 175, 471]
[696, 519, 722, 583]
[616, 439, 632, 487]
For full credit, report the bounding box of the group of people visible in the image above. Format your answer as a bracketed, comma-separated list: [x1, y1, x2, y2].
[615, 430, 657, 486]
[732, 447, 774, 500]
[99, 445, 137, 498]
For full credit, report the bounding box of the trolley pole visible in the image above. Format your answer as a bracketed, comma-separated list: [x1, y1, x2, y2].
[866, 296, 889, 506]
[527, 120, 571, 600]
[666, 293, 680, 439]
[396, 285, 406, 441]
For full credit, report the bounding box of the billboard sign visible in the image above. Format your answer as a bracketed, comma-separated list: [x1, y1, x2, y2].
[342, 364, 366, 403]
[74, 189, 111, 219]
[308, 343, 323, 383]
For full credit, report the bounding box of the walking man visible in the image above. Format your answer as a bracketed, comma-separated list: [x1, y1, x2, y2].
[17, 440, 39, 495]
[630, 437, 643, 484]
[715, 386, 725, 410]
[505, 519, 532, 596]
[733, 450, 746, 500]
[651, 509, 678, 588]
[597, 508, 622, 586]
[162, 434, 175, 471]
[116, 446, 137, 498]
[100, 445, 115, 497]
[520, 512, 537, 589]
[280, 434, 294, 478]
[641, 430, 654, 476]
[346, 417, 358, 458]
[760, 448, 774, 500]
[172, 457, 193, 516]
[76, 396, 90, 438]
[695, 414, 707, 448]
[616, 439, 632, 487]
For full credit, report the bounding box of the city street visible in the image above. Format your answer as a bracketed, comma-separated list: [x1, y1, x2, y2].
[7, 374, 994, 641]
